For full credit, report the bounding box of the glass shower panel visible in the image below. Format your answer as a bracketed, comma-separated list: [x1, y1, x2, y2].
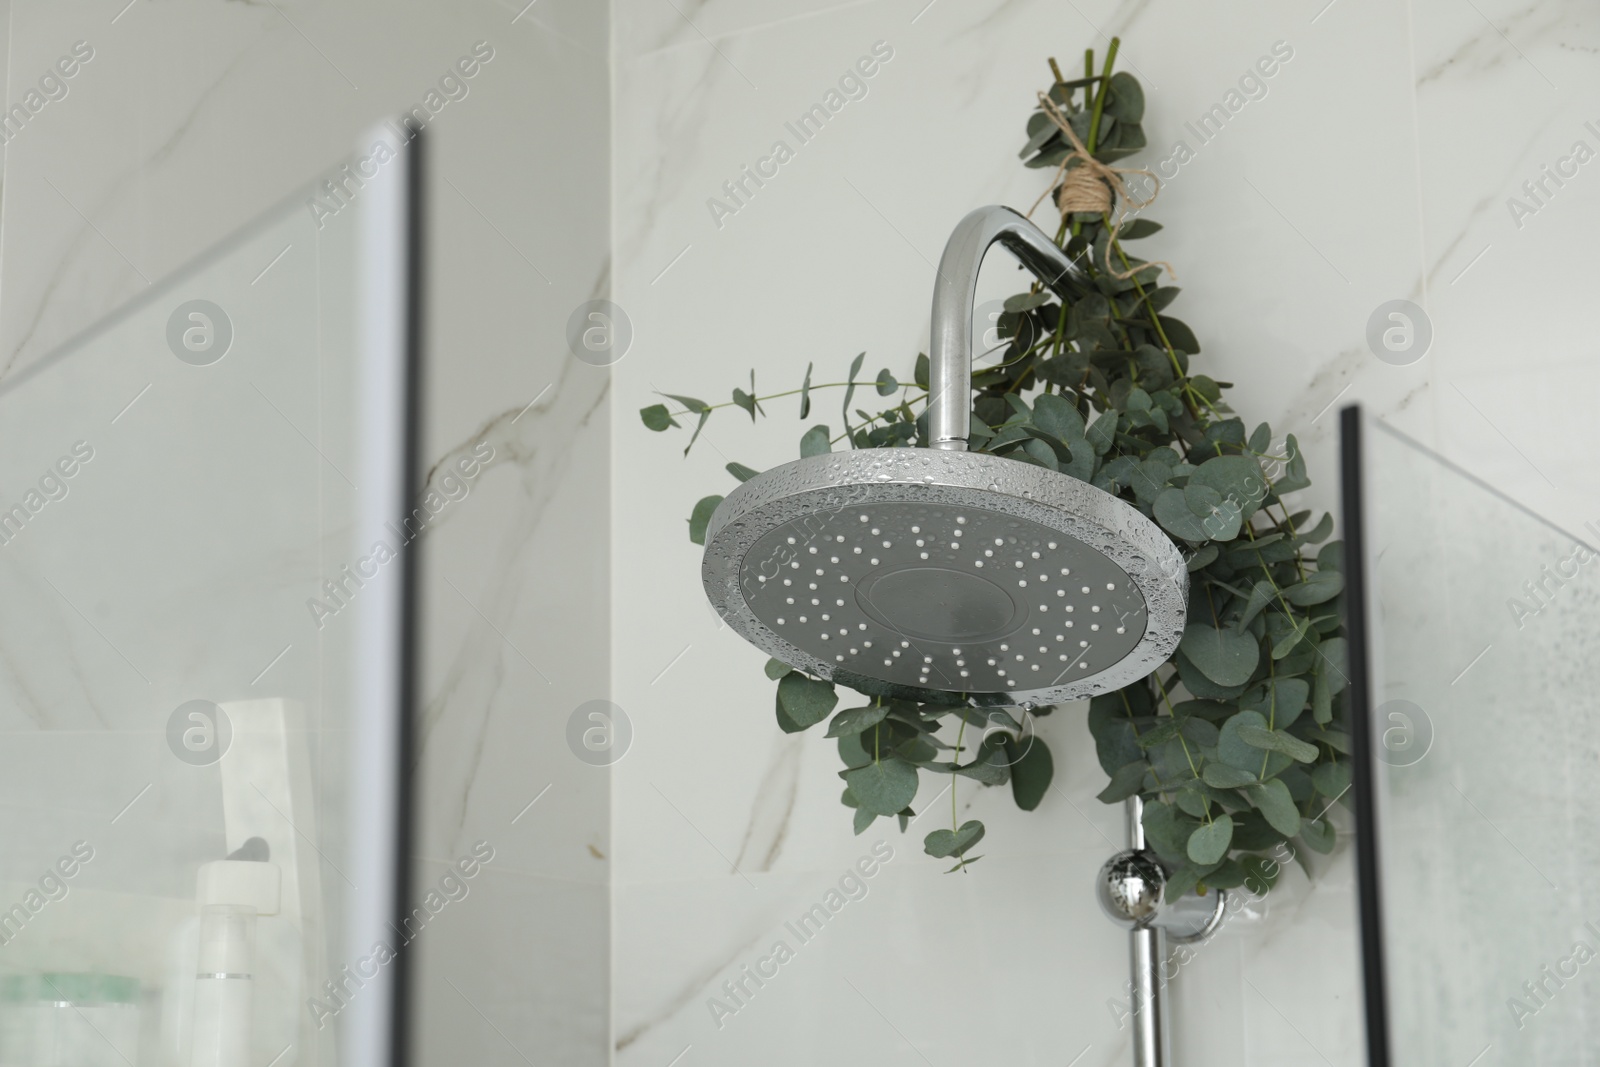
[0, 136, 414, 1067]
[1355, 414, 1600, 1066]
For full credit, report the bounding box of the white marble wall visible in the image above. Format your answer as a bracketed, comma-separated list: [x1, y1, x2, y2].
[610, 0, 1600, 1065]
[0, 0, 1593, 1063]
[0, 2, 611, 1066]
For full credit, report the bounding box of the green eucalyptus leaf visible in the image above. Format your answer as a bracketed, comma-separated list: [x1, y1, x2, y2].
[1180, 624, 1261, 686]
[1187, 814, 1234, 865]
[1319, 730, 1352, 755]
[1203, 763, 1258, 789]
[684, 409, 712, 455]
[799, 361, 814, 418]
[924, 819, 985, 858]
[726, 462, 760, 483]
[1021, 111, 1062, 157]
[1231, 812, 1282, 851]
[1246, 778, 1301, 837]
[826, 703, 889, 738]
[732, 387, 757, 421]
[875, 369, 899, 396]
[1032, 392, 1087, 441]
[1237, 724, 1319, 763]
[1312, 761, 1352, 800]
[640, 403, 676, 431]
[1218, 710, 1272, 772]
[1235, 580, 1277, 633]
[1298, 512, 1334, 544]
[1006, 736, 1054, 811]
[1105, 71, 1145, 122]
[1097, 760, 1147, 803]
[1173, 648, 1250, 700]
[1300, 816, 1336, 854]
[1202, 858, 1248, 890]
[1164, 863, 1208, 902]
[1146, 286, 1181, 312]
[1284, 570, 1344, 606]
[1022, 437, 1060, 471]
[894, 735, 940, 764]
[1318, 637, 1349, 694]
[776, 672, 837, 731]
[845, 758, 920, 816]
[1190, 455, 1267, 518]
[1312, 668, 1333, 724]
[954, 751, 1010, 786]
[1155, 488, 1211, 541]
[1119, 218, 1162, 240]
[1185, 484, 1224, 525]
[1141, 800, 1198, 864]
[1180, 717, 1220, 747]
[1272, 615, 1312, 660]
[1241, 678, 1311, 730]
[842, 352, 866, 428]
[662, 393, 709, 413]
[1158, 316, 1200, 354]
[800, 424, 832, 457]
[1004, 291, 1053, 313]
[838, 729, 875, 769]
[764, 657, 790, 680]
[688, 495, 724, 546]
[1086, 411, 1118, 454]
[1087, 696, 1145, 773]
[1241, 853, 1283, 895]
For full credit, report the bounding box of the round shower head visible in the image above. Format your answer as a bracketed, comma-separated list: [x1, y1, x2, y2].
[700, 206, 1188, 708]
[701, 447, 1185, 708]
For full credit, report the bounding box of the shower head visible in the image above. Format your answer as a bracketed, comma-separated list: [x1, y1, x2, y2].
[701, 206, 1187, 709]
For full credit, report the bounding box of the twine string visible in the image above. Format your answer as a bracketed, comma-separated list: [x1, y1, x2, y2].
[1026, 91, 1174, 282]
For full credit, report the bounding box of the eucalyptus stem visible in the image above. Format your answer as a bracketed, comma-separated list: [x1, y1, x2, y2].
[661, 379, 900, 418]
[1085, 37, 1120, 154]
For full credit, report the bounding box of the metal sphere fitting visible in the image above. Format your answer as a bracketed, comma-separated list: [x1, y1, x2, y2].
[1096, 849, 1166, 928]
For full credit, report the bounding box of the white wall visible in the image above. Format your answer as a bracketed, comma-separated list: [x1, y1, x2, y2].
[610, 0, 1600, 1064]
[0, 0, 1593, 1063]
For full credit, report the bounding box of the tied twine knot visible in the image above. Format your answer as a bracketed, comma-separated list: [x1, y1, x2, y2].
[1026, 91, 1174, 282]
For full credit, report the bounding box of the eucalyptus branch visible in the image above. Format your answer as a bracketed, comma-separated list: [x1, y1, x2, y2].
[644, 44, 1346, 894]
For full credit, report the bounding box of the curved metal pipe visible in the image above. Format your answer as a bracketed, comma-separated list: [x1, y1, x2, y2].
[926, 205, 1088, 450]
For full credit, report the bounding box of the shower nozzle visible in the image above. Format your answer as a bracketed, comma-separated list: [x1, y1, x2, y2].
[701, 207, 1187, 708]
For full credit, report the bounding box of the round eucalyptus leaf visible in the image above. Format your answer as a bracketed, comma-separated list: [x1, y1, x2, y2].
[826, 703, 889, 738]
[1187, 814, 1234, 865]
[924, 819, 985, 858]
[1246, 778, 1301, 837]
[1180, 623, 1261, 686]
[845, 759, 920, 816]
[776, 672, 837, 731]
[1155, 488, 1210, 541]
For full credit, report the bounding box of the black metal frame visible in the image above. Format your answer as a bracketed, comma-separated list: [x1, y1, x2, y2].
[1339, 405, 1391, 1067]
[390, 126, 424, 1067]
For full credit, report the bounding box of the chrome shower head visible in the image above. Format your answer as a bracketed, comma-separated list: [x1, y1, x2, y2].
[701, 206, 1187, 708]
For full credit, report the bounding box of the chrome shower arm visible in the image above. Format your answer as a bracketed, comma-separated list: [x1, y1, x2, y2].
[927, 206, 1088, 451]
